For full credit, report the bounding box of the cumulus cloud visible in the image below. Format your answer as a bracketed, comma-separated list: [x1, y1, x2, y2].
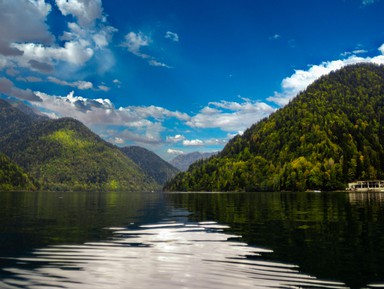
[268, 45, 384, 106]
[183, 139, 204, 146]
[122, 32, 151, 58]
[33, 91, 191, 145]
[55, 0, 103, 27]
[165, 31, 179, 42]
[166, 134, 186, 143]
[13, 41, 94, 68]
[61, 21, 117, 51]
[187, 99, 275, 132]
[122, 31, 171, 68]
[114, 122, 165, 145]
[0, 0, 116, 79]
[0, 77, 41, 102]
[113, 137, 124, 144]
[0, 0, 53, 57]
[167, 149, 184, 155]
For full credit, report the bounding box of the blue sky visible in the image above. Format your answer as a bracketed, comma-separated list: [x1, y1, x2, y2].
[1, 0, 384, 160]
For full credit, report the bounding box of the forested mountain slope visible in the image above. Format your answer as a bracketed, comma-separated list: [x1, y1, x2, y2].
[0, 153, 38, 191]
[0, 99, 158, 191]
[164, 63, 384, 192]
[120, 146, 179, 185]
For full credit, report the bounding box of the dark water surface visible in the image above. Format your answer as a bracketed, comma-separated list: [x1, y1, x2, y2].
[0, 191, 383, 288]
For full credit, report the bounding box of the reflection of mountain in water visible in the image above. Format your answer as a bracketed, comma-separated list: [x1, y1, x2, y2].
[166, 191, 384, 288]
[1, 218, 347, 289]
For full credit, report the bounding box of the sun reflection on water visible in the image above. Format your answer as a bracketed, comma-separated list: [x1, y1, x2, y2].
[1, 219, 348, 289]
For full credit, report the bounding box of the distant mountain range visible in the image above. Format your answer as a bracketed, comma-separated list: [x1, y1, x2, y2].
[121, 146, 179, 185]
[164, 63, 384, 192]
[0, 99, 178, 191]
[170, 152, 216, 172]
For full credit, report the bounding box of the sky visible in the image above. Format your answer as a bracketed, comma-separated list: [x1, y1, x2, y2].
[1, 0, 384, 160]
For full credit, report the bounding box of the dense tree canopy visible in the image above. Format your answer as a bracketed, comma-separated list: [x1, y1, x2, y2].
[120, 146, 179, 185]
[0, 100, 159, 191]
[164, 63, 384, 192]
[0, 153, 38, 191]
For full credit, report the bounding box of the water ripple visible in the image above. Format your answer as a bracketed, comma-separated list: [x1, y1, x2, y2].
[1, 220, 348, 289]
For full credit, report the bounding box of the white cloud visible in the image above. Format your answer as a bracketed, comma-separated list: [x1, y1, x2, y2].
[341, 49, 368, 57]
[98, 85, 110, 92]
[131, 105, 190, 122]
[205, 138, 227, 145]
[149, 59, 171, 68]
[33, 91, 191, 145]
[48, 76, 94, 90]
[122, 31, 171, 68]
[113, 137, 124, 144]
[167, 149, 184, 155]
[116, 122, 165, 145]
[122, 32, 151, 58]
[165, 31, 179, 42]
[13, 41, 95, 68]
[379, 44, 384, 54]
[187, 99, 275, 132]
[0, 0, 53, 57]
[183, 139, 204, 146]
[0, 0, 116, 77]
[268, 45, 384, 106]
[92, 25, 117, 48]
[55, 0, 103, 27]
[166, 134, 186, 143]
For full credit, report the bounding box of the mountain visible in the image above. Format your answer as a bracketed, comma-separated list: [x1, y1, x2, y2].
[7, 99, 48, 121]
[0, 99, 158, 191]
[0, 153, 38, 191]
[170, 152, 217, 172]
[164, 63, 384, 192]
[120, 146, 179, 185]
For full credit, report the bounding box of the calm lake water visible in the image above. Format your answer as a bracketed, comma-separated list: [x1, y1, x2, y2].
[0, 191, 384, 289]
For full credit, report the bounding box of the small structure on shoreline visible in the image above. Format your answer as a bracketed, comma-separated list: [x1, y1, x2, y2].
[346, 180, 384, 192]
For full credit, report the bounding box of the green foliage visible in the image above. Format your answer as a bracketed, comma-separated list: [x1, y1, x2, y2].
[165, 63, 384, 192]
[0, 101, 159, 191]
[120, 146, 179, 185]
[0, 153, 38, 191]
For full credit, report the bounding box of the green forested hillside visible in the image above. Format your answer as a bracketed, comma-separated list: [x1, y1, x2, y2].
[0, 100, 158, 191]
[120, 146, 179, 185]
[0, 153, 38, 191]
[164, 63, 384, 192]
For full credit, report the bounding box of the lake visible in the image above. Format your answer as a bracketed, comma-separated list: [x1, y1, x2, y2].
[0, 191, 384, 289]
